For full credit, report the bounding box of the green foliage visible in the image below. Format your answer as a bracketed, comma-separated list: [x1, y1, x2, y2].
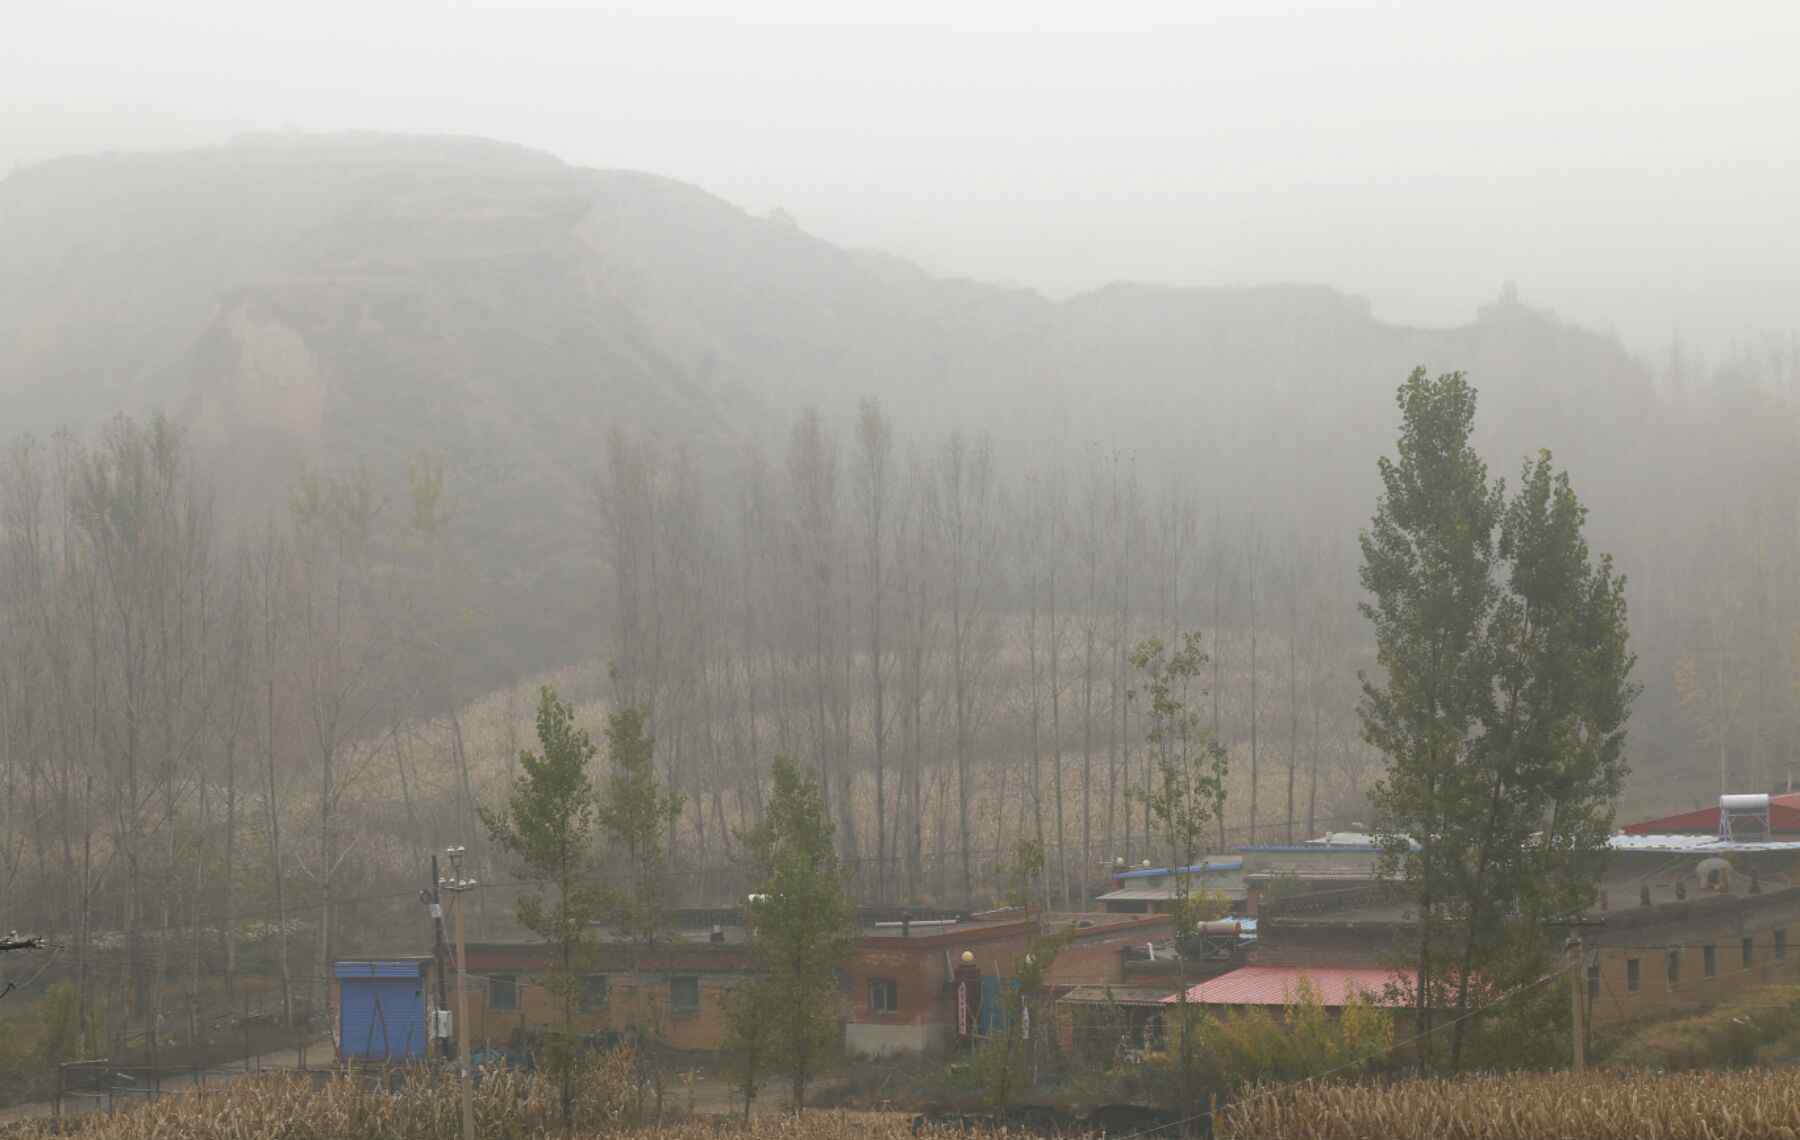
[479, 685, 604, 1130]
[739, 756, 857, 1112]
[596, 705, 682, 960]
[1145, 983, 1395, 1098]
[37, 982, 86, 1069]
[1003, 838, 1046, 909]
[969, 930, 1071, 1113]
[1606, 985, 1800, 1071]
[1129, 631, 1229, 1110]
[720, 979, 779, 1120]
[1131, 633, 1229, 879]
[1358, 368, 1636, 1069]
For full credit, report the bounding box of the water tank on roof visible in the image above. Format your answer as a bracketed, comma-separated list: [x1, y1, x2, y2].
[1721, 793, 1771, 810]
[1720, 794, 1771, 841]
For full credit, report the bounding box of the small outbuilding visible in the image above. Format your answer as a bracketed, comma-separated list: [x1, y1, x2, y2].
[334, 958, 435, 1061]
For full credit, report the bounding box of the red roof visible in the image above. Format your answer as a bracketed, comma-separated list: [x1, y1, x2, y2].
[1622, 793, 1800, 836]
[1165, 966, 1411, 1008]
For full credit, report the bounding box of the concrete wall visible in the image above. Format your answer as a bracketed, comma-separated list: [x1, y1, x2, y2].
[846, 1021, 948, 1056]
[1587, 887, 1800, 1028]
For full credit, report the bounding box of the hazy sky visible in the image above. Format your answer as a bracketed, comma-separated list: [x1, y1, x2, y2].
[8, 0, 1798, 358]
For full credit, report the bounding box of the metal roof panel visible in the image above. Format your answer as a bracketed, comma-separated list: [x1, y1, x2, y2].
[1166, 965, 1411, 1007]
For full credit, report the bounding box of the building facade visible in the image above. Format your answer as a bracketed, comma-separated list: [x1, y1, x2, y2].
[358, 908, 1177, 1058]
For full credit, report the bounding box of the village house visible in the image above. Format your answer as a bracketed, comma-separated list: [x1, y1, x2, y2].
[1239, 797, 1800, 1032]
[334, 905, 1174, 1060]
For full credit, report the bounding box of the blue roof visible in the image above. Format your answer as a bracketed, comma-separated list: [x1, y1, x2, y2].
[1114, 857, 1244, 881]
[1236, 844, 1386, 854]
[334, 959, 429, 980]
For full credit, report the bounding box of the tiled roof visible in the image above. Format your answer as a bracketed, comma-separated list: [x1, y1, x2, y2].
[1622, 794, 1800, 836]
[1165, 965, 1411, 1007]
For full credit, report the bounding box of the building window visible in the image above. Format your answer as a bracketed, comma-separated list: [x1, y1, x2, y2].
[1744, 937, 1755, 968]
[670, 976, 700, 1015]
[1667, 950, 1681, 987]
[1586, 960, 1601, 1002]
[582, 975, 609, 1012]
[1704, 945, 1717, 978]
[1777, 930, 1788, 960]
[490, 974, 518, 1011]
[869, 977, 899, 1014]
[1626, 958, 1640, 993]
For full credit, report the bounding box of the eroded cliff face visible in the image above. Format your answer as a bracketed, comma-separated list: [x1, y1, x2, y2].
[190, 303, 330, 451]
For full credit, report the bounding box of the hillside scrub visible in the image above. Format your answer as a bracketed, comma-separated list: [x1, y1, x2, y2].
[1604, 984, 1800, 1070]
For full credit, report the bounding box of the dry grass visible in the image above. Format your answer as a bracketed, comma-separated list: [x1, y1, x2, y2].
[11, 1060, 914, 1140]
[1220, 1069, 1800, 1140]
[28, 1065, 1800, 1140]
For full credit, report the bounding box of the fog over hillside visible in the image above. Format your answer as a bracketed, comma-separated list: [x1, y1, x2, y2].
[3, 130, 1800, 1062]
[3, 133, 1678, 669]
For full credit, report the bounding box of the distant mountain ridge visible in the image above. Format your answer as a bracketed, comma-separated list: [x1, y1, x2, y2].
[0, 131, 1661, 674]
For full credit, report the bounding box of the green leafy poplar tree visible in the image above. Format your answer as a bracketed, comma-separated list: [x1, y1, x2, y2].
[480, 685, 603, 1131]
[594, 704, 681, 1111]
[1359, 369, 1635, 1071]
[1131, 632, 1228, 1108]
[738, 756, 857, 1112]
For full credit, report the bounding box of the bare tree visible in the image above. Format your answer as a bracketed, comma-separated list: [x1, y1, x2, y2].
[935, 431, 1000, 902]
[852, 399, 896, 900]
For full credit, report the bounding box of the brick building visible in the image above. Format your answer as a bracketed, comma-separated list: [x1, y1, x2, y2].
[1246, 834, 1800, 1031]
[413, 907, 1173, 1058]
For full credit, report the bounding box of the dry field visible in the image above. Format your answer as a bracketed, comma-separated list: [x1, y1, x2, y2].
[1221, 1069, 1800, 1140]
[18, 1065, 1800, 1140]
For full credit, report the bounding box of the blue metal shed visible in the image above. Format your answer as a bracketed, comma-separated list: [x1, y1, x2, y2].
[335, 959, 430, 1061]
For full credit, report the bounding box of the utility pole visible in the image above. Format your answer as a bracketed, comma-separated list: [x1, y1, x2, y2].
[443, 846, 478, 1140]
[1549, 917, 1605, 1074]
[424, 854, 453, 1060]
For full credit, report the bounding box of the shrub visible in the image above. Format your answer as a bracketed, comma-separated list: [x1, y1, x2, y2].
[1605, 984, 1800, 1070]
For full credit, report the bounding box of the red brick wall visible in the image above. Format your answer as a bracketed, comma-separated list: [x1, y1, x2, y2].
[454, 914, 1176, 1053]
[458, 969, 740, 1051]
[1048, 917, 1174, 987]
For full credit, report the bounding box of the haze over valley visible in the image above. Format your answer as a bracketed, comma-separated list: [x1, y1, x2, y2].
[4, 4, 1800, 1104]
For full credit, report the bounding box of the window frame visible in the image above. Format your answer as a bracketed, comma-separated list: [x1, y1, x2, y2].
[581, 974, 610, 1013]
[1777, 929, 1788, 961]
[1667, 949, 1681, 987]
[1744, 936, 1755, 969]
[489, 973, 519, 1012]
[1625, 958, 1640, 993]
[1704, 944, 1718, 978]
[1586, 960, 1600, 1003]
[670, 975, 701, 1016]
[868, 976, 900, 1014]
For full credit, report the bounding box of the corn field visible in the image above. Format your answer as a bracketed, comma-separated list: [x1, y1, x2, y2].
[21, 1066, 1800, 1140]
[1220, 1070, 1800, 1140]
